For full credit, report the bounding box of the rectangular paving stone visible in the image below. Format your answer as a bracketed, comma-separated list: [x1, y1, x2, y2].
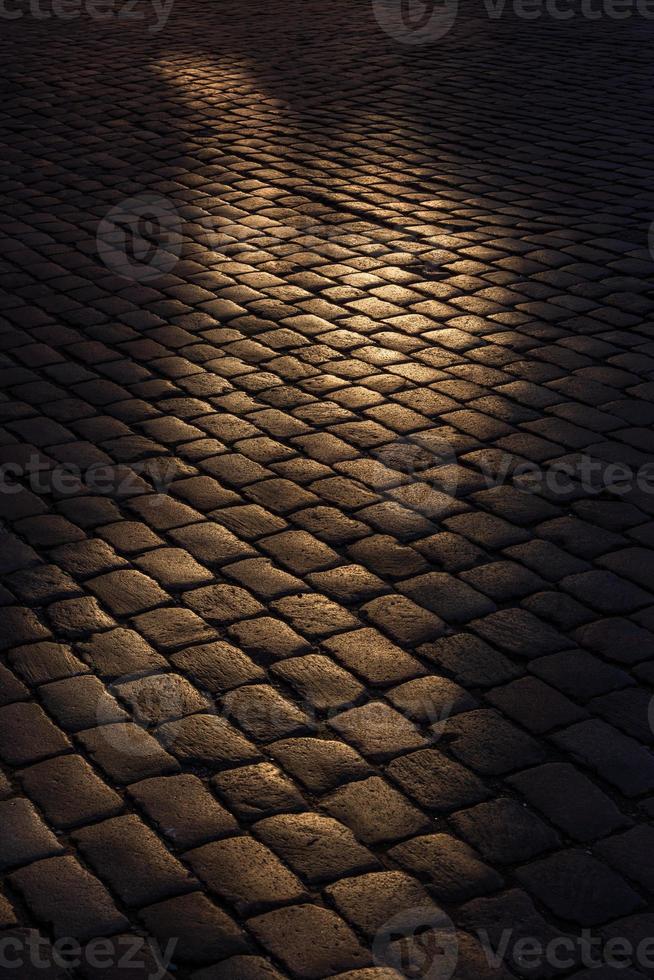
[253, 812, 378, 884]
[185, 836, 307, 915]
[77, 723, 180, 784]
[0, 798, 63, 870]
[139, 892, 249, 966]
[551, 720, 654, 797]
[323, 628, 425, 686]
[247, 905, 371, 979]
[7, 641, 90, 686]
[18, 755, 124, 829]
[74, 814, 197, 908]
[323, 776, 430, 844]
[128, 774, 238, 848]
[0, 702, 71, 765]
[9, 856, 128, 940]
[388, 833, 503, 903]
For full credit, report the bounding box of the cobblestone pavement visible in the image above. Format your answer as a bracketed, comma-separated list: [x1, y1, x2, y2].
[2, 0, 654, 977]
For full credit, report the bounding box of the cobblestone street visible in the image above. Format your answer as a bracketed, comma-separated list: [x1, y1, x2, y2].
[1, 0, 654, 977]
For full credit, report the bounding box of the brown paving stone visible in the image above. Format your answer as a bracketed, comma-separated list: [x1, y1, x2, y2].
[0, 702, 70, 765]
[272, 654, 364, 712]
[254, 812, 378, 884]
[228, 616, 311, 661]
[269, 738, 373, 794]
[74, 814, 197, 908]
[77, 723, 180, 784]
[507, 763, 630, 843]
[86, 569, 169, 616]
[112, 672, 210, 725]
[248, 905, 371, 978]
[18, 754, 123, 829]
[139, 892, 249, 965]
[515, 849, 643, 927]
[40, 675, 128, 732]
[76, 627, 167, 678]
[327, 702, 426, 761]
[222, 684, 312, 742]
[271, 593, 359, 638]
[325, 871, 436, 939]
[46, 597, 116, 638]
[0, 663, 29, 705]
[386, 676, 477, 725]
[157, 714, 261, 767]
[450, 796, 560, 866]
[183, 583, 265, 623]
[212, 763, 305, 821]
[132, 607, 217, 651]
[9, 856, 128, 940]
[0, 606, 51, 650]
[387, 748, 491, 813]
[185, 835, 307, 914]
[388, 833, 503, 903]
[128, 773, 238, 848]
[3, 2, 654, 968]
[322, 628, 425, 686]
[0, 797, 63, 870]
[171, 639, 265, 691]
[7, 640, 90, 685]
[322, 776, 430, 844]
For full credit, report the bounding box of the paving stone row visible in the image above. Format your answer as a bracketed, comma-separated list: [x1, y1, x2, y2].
[1, 0, 654, 978]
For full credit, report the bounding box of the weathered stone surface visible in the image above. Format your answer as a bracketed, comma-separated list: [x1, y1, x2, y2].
[2, 5, 654, 967]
